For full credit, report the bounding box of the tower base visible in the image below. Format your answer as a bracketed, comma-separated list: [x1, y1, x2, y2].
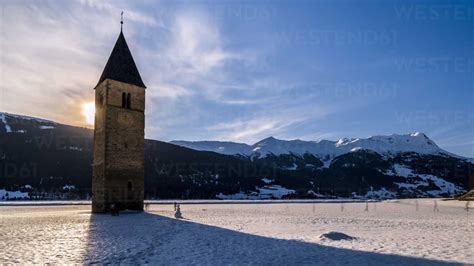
[92, 200, 144, 213]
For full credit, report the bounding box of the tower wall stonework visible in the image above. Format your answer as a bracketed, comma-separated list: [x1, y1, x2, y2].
[92, 79, 145, 213]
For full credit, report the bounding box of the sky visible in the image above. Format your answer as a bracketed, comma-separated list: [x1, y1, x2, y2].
[0, 0, 473, 157]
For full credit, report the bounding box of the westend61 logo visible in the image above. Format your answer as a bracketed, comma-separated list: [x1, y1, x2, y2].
[208, 4, 276, 21]
[33, 135, 93, 151]
[269, 30, 398, 46]
[298, 82, 399, 99]
[395, 4, 474, 20]
[395, 110, 472, 126]
[394, 57, 473, 73]
[239, 81, 400, 101]
[1, 162, 38, 179]
[152, 162, 277, 178]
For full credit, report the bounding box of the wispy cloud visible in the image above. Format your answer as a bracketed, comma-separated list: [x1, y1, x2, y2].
[208, 116, 305, 143]
[165, 13, 241, 75]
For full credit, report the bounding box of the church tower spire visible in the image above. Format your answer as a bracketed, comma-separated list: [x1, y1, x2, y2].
[96, 22, 146, 88]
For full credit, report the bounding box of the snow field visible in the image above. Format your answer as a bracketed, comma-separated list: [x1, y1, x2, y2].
[0, 199, 471, 265]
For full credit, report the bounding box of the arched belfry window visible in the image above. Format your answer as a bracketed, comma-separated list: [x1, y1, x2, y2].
[121, 92, 126, 108]
[127, 181, 133, 191]
[126, 93, 131, 109]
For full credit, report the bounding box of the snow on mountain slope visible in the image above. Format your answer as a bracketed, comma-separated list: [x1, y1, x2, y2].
[215, 185, 296, 200]
[387, 164, 465, 197]
[252, 137, 325, 156]
[0, 112, 56, 134]
[0, 189, 29, 200]
[0, 113, 12, 133]
[0, 112, 56, 124]
[171, 132, 453, 158]
[335, 132, 444, 156]
[169, 140, 251, 155]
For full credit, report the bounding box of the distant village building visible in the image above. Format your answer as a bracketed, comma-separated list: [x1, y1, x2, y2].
[92, 20, 146, 213]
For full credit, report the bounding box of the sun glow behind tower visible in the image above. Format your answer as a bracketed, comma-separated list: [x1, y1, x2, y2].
[82, 102, 95, 126]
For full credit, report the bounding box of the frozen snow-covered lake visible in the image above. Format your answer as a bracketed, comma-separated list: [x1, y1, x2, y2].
[0, 199, 472, 265]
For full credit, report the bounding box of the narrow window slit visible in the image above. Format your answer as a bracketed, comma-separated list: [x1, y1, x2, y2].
[126, 93, 131, 109]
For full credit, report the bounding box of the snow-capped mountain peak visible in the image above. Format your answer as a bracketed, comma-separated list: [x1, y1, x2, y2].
[336, 138, 359, 146]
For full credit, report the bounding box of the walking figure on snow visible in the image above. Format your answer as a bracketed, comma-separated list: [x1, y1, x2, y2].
[110, 203, 119, 216]
[433, 200, 439, 212]
[175, 204, 182, 219]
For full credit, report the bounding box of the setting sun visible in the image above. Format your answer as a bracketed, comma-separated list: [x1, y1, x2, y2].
[82, 102, 95, 126]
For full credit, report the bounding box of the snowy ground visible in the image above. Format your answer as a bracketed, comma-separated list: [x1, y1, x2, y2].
[0, 199, 472, 265]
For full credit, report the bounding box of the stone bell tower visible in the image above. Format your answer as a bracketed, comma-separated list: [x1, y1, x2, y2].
[92, 24, 146, 213]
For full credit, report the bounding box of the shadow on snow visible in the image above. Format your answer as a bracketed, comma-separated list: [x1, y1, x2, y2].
[85, 211, 460, 265]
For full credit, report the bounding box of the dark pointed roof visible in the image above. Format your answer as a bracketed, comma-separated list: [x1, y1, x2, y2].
[97, 31, 146, 88]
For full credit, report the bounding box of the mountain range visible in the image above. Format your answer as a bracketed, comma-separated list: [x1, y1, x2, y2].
[171, 132, 456, 159]
[0, 112, 472, 200]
